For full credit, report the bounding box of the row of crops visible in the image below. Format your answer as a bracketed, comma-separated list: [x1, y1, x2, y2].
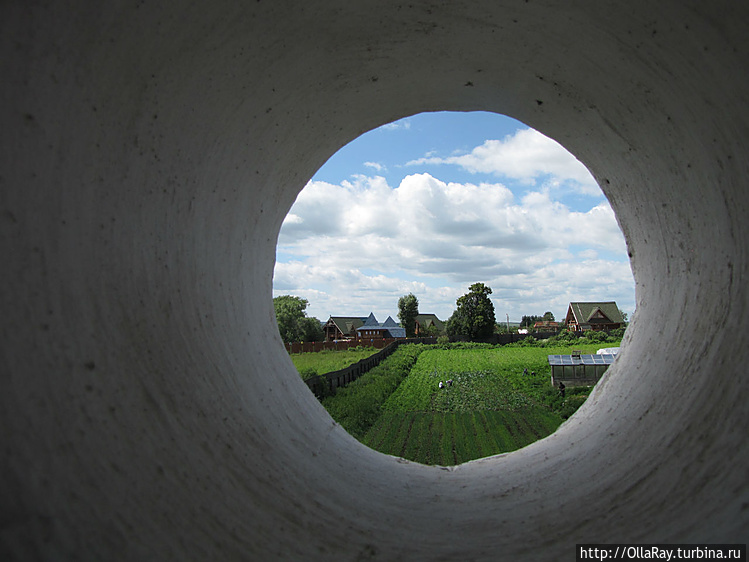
[320, 341, 615, 466]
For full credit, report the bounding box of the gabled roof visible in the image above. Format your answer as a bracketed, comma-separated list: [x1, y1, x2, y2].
[355, 314, 406, 338]
[326, 316, 366, 333]
[382, 316, 399, 327]
[567, 302, 623, 325]
[415, 313, 445, 330]
[362, 312, 379, 326]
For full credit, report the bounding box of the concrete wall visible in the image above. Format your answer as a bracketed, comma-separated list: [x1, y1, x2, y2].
[2, 1, 747, 559]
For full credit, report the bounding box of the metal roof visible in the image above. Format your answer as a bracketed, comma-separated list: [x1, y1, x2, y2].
[382, 316, 399, 327]
[547, 354, 618, 366]
[362, 312, 379, 326]
[566, 302, 623, 325]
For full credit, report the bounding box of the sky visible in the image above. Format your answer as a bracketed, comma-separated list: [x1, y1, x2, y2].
[273, 111, 635, 325]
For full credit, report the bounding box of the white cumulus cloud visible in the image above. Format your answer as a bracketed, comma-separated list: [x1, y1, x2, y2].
[407, 128, 601, 196]
[275, 172, 632, 321]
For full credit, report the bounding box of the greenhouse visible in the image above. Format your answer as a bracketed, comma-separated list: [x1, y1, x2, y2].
[547, 352, 618, 387]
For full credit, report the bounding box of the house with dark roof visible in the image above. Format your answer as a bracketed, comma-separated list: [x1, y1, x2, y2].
[565, 302, 624, 332]
[322, 316, 367, 341]
[414, 314, 445, 336]
[357, 313, 406, 340]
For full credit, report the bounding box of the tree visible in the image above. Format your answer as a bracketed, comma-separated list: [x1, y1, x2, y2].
[543, 311, 555, 322]
[273, 295, 322, 342]
[301, 316, 324, 342]
[446, 283, 496, 341]
[520, 315, 542, 329]
[397, 293, 419, 338]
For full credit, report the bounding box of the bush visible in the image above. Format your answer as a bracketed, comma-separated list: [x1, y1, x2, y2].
[558, 393, 589, 419]
[299, 367, 318, 380]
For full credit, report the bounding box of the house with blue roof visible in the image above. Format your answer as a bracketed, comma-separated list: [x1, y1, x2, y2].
[356, 313, 406, 340]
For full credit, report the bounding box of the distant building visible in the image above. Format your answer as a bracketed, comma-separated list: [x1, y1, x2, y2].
[564, 302, 624, 332]
[356, 313, 406, 340]
[533, 320, 561, 332]
[322, 316, 367, 341]
[414, 314, 445, 336]
[322, 312, 407, 341]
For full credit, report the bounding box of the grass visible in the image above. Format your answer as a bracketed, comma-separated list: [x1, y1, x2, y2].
[290, 346, 380, 379]
[319, 341, 618, 466]
[362, 409, 562, 466]
[320, 344, 426, 438]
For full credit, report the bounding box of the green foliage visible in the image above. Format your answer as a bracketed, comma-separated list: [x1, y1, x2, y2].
[358, 345, 604, 465]
[299, 367, 318, 380]
[318, 342, 615, 465]
[273, 295, 323, 342]
[520, 315, 543, 328]
[419, 324, 442, 337]
[290, 346, 379, 376]
[446, 282, 496, 341]
[301, 316, 324, 342]
[363, 409, 562, 466]
[397, 293, 419, 338]
[320, 345, 425, 438]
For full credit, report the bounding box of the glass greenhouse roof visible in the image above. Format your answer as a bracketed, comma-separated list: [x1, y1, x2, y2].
[547, 354, 618, 366]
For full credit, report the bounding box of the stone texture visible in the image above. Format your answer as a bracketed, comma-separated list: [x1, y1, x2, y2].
[1, 1, 747, 559]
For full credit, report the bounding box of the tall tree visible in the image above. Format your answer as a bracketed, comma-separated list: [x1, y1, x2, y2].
[543, 311, 555, 322]
[446, 283, 496, 341]
[397, 293, 419, 337]
[273, 295, 322, 342]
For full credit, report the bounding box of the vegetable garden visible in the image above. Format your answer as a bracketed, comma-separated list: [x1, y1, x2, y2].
[319, 340, 618, 466]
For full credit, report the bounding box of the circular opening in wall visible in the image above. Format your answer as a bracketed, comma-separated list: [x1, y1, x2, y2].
[273, 111, 634, 466]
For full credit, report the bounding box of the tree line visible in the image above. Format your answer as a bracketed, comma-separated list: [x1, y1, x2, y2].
[274, 285, 627, 343]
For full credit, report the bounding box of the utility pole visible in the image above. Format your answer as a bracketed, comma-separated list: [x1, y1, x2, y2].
[506, 313, 510, 333]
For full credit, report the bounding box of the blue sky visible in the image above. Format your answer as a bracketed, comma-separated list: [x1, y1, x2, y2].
[273, 111, 635, 324]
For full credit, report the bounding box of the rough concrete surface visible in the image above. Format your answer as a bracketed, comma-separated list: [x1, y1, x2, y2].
[1, 1, 747, 560]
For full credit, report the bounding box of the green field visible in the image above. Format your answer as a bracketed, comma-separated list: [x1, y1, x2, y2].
[290, 346, 379, 378]
[319, 342, 613, 466]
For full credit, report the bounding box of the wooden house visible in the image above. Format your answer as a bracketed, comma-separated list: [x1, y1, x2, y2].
[414, 314, 445, 336]
[564, 302, 624, 332]
[322, 316, 366, 341]
[356, 314, 406, 340]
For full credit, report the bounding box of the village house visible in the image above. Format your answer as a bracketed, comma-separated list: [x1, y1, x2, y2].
[322, 313, 408, 341]
[533, 320, 561, 332]
[564, 301, 624, 332]
[356, 313, 406, 340]
[323, 312, 443, 341]
[322, 316, 367, 341]
[414, 313, 445, 336]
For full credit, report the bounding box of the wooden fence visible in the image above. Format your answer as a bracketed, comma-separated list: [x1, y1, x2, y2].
[285, 338, 402, 354]
[303, 337, 437, 398]
[299, 330, 615, 398]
